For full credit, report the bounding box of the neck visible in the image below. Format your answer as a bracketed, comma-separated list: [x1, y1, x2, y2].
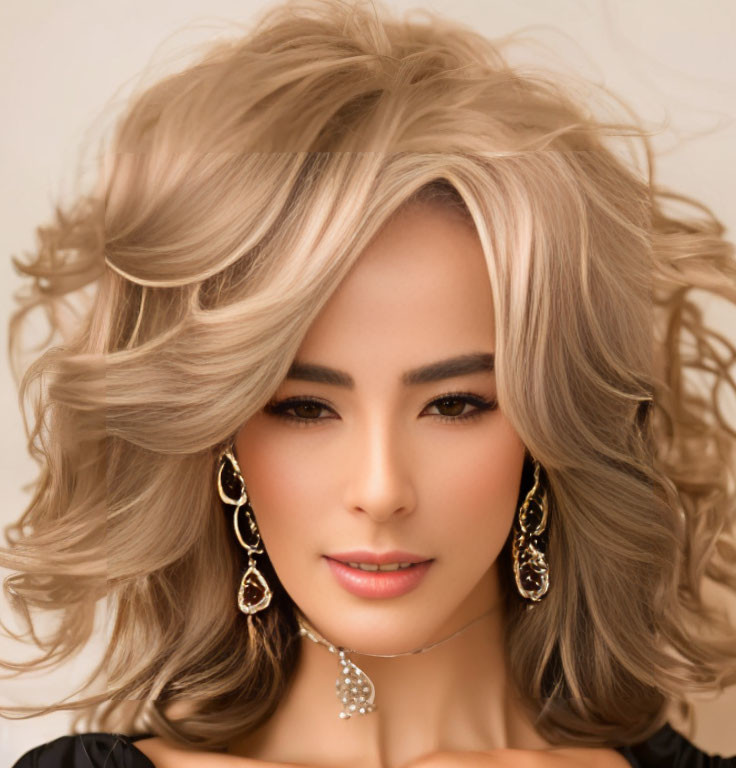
[227, 565, 550, 768]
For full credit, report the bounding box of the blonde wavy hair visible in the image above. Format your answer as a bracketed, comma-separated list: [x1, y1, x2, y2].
[2, 0, 736, 752]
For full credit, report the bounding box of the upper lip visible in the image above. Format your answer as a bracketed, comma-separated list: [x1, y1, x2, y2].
[326, 550, 433, 565]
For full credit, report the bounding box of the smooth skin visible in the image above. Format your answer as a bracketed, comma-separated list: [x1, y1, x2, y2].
[134, 740, 630, 768]
[135, 203, 630, 768]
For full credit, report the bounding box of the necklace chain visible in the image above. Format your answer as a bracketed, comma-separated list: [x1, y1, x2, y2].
[296, 607, 494, 657]
[295, 607, 495, 719]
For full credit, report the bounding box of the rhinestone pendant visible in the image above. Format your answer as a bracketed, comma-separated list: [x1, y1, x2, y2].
[335, 650, 376, 719]
[237, 562, 272, 614]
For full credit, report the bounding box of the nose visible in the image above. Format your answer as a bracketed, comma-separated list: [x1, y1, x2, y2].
[342, 412, 416, 523]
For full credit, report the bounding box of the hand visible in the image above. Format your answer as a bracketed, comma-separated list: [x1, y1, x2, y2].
[402, 746, 631, 768]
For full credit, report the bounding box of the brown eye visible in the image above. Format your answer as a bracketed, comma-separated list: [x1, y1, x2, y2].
[290, 402, 325, 419]
[264, 392, 496, 427]
[424, 393, 497, 423]
[433, 397, 468, 417]
[263, 398, 335, 426]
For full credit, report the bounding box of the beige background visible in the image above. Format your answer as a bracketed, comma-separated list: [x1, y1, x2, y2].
[1, 0, 735, 764]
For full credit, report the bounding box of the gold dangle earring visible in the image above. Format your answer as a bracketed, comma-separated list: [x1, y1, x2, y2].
[511, 458, 550, 607]
[217, 446, 272, 614]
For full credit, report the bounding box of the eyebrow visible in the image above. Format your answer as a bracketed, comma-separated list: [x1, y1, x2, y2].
[285, 352, 495, 388]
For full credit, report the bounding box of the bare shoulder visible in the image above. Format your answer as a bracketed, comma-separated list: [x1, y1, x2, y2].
[132, 735, 306, 768]
[132, 736, 228, 768]
[546, 746, 632, 768]
[408, 746, 630, 768]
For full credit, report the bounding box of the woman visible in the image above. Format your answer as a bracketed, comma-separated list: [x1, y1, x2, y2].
[3, 0, 736, 766]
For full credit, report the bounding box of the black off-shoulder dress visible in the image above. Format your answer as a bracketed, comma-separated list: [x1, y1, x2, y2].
[10, 723, 736, 767]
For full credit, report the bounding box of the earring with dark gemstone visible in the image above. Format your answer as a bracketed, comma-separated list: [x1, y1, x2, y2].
[511, 458, 550, 607]
[217, 446, 272, 614]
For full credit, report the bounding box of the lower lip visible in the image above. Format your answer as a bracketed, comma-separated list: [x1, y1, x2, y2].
[324, 557, 433, 598]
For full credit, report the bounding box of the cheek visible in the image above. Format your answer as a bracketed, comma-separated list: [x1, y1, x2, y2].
[421, 415, 525, 562]
[233, 418, 321, 569]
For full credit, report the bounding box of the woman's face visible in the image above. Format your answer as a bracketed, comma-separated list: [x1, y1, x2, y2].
[235, 201, 526, 654]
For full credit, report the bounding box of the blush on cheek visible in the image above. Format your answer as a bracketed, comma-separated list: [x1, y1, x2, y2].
[427, 425, 524, 561]
[234, 427, 329, 571]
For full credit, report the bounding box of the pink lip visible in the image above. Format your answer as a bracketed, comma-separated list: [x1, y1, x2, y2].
[326, 550, 432, 565]
[324, 556, 433, 598]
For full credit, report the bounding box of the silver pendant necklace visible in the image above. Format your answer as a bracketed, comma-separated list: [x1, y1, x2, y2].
[296, 608, 494, 720]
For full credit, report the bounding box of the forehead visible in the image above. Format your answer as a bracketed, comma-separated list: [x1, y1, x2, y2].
[296, 202, 495, 370]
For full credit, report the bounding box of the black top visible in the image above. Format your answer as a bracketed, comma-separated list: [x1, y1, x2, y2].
[11, 723, 736, 767]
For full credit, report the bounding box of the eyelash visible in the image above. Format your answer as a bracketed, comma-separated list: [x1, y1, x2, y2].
[263, 392, 498, 427]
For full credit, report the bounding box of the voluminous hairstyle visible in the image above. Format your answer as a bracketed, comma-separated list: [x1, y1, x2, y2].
[3, 0, 736, 752]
